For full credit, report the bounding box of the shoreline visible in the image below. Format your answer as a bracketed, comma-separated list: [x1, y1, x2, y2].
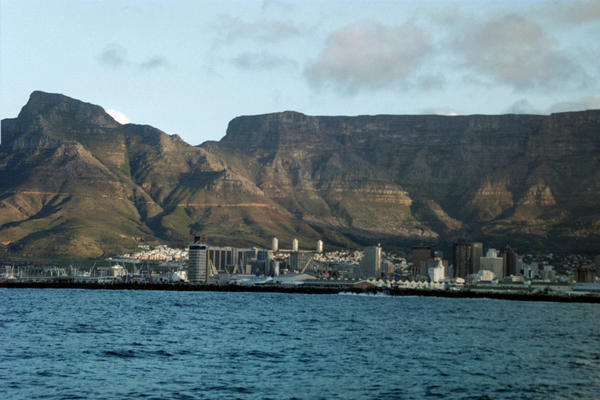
[1, 281, 599, 303]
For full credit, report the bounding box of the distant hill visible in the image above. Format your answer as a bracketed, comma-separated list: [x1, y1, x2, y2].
[1, 91, 599, 261]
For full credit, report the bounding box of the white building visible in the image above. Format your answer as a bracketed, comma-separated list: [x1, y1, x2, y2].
[428, 259, 445, 282]
[477, 269, 496, 282]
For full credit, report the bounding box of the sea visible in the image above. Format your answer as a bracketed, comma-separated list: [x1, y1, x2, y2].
[1, 289, 599, 400]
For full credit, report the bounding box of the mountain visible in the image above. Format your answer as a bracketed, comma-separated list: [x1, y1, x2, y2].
[1, 91, 599, 261]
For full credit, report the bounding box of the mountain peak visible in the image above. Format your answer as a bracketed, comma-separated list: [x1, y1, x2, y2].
[19, 91, 120, 128]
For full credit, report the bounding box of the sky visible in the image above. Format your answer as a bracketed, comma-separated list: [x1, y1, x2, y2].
[1, 0, 599, 145]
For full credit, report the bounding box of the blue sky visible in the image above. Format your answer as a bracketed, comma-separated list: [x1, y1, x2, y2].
[1, 0, 599, 145]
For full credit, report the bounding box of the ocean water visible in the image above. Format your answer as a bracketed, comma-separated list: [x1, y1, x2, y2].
[1, 289, 599, 400]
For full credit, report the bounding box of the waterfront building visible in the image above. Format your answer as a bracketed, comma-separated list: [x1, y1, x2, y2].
[480, 249, 504, 279]
[383, 260, 395, 275]
[290, 251, 313, 272]
[97, 265, 128, 278]
[477, 269, 495, 282]
[503, 247, 519, 276]
[256, 250, 273, 274]
[207, 246, 232, 272]
[453, 239, 472, 278]
[522, 265, 535, 279]
[359, 244, 382, 279]
[574, 266, 596, 282]
[188, 236, 208, 284]
[541, 265, 556, 281]
[428, 259, 445, 282]
[471, 242, 483, 273]
[412, 246, 434, 279]
[207, 246, 254, 273]
[421, 257, 446, 281]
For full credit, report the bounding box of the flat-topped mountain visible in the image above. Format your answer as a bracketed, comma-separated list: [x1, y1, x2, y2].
[1, 91, 599, 260]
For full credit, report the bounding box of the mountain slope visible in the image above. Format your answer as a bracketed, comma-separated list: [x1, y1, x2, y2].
[1, 92, 599, 260]
[203, 110, 600, 252]
[0, 92, 300, 260]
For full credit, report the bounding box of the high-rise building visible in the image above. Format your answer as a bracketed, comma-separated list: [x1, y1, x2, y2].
[412, 246, 434, 279]
[188, 236, 208, 284]
[471, 242, 483, 273]
[359, 244, 382, 279]
[480, 249, 503, 279]
[453, 240, 472, 278]
[292, 238, 299, 252]
[503, 247, 518, 277]
[272, 237, 279, 252]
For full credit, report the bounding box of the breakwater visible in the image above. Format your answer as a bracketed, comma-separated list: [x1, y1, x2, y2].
[2, 281, 599, 303]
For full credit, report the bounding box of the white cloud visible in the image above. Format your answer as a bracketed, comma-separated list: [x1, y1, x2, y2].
[453, 13, 585, 90]
[548, 95, 600, 113]
[417, 73, 446, 90]
[503, 96, 600, 115]
[215, 15, 300, 44]
[99, 44, 128, 68]
[140, 56, 169, 70]
[106, 109, 131, 124]
[304, 22, 433, 94]
[422, 107, 461, 116]
[232, 51, 297, 70]
[99, 44, 169, 71]
[506, 99, 540, 114]
[539, 1, 600, 25]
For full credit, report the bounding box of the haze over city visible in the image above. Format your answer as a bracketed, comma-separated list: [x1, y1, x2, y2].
[2, 0, 599, 145]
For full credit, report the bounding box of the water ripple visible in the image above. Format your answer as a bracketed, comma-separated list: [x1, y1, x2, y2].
[1, 289, 599, 399]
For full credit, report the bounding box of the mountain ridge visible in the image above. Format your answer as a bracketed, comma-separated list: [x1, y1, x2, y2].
[1, 91, 599, 261]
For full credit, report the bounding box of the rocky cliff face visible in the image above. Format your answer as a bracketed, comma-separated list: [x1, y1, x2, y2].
[1, 92, 599, 260]
[206, 110, 600, 251]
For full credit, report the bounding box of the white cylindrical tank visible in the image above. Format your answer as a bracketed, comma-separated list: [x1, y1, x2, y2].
[316, 240, 323, 253]
[272, 237, 279, 252]
[292, 238, 299, 252]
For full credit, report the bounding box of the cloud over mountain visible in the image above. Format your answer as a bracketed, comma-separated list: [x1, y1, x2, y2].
[304, 23, 433, 94]
[453, 13, 585, 90]
[106, 108, 131, 124]
[549, 95, 600, 113]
